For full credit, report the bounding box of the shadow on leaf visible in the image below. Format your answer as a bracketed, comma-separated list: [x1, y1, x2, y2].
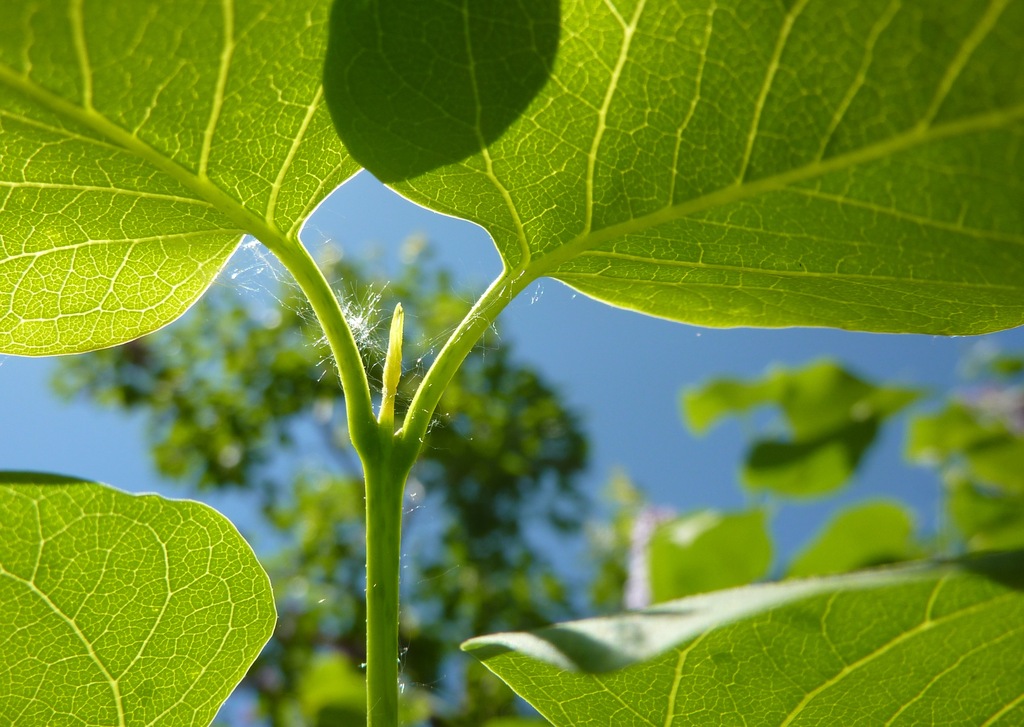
[323, 0, 559, 182]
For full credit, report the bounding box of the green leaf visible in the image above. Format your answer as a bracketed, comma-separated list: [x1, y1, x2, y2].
[949, 478, 1024, 552]
[0, 0, 356, 356]
[988, 355, 1024, 379]
[743, 419, 879, 496]
[682, 376, 783, 435]
[909, 404, 1024, 493]
[323, 0, 559, 183]
[464, 552, 1024, 726]
[326, 0, 1024, 334]
[686, 361, 918, 496]
[0, 473, 275, 725]
[648, 509, 772, 602]
[908, 403, 1004, 459]
[788, 500, 919, 577]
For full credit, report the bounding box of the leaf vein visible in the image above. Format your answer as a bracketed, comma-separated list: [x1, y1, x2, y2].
[884, 623, 1024, 726]
[68, 0, 93, 110]
[584, 0, 648, 235]
[461, 0, 531, 269]
[574, 250, 1023, 291]
[0, 567, 126, 724]
[918, 0, 1010, 130]
[815, 0, 902, 161]
[981, 690, 1024, 726]
[778, 590, 1018, 726]
[535, 101, 1024, 278]
[0, 180, 214, 206]
[664, 631, 709, 726]
[736, 0, 812, 183]
[788, 188, 1024, 246]
[669, 2, 716, 204]
[268, 85, 322, 228]
[1, 229, 242, 265]
[593, 672, 659, 726]
[199, 0, 236, 178]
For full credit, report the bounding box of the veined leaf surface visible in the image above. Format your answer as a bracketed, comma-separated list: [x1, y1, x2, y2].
[327, 0, 1024, 334]
[0, 0, 356, 355]
[0, 473, 275, 725]
[464, 552, 1024, 726]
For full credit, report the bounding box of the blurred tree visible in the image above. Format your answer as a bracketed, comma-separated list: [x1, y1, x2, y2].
[53, 239, 586, 726]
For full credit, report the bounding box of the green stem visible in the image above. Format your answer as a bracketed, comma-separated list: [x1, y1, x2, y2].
[268, 235, 378, 460]
[364, 450, 409, 727]
[397, 268, 533, 460]
[272, 235, 413, 725]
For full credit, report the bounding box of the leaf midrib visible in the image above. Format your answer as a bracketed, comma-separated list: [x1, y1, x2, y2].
[0, 488, 126, 726]
[523, 102, 1024, 284]
[0, 61, 284, 248]
[570, 250, 1024, 292]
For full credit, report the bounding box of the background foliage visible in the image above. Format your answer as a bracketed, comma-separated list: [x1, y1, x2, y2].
[55, 238, 1024, 723]
[2, 0, 1023, 723]
[54, 242, 587, 725]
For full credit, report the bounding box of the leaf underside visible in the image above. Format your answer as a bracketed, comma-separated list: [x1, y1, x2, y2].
[0, 473, 276, 726]
[464, 552, 1024, 726]
[329, 0, 1024, 334]
[0, 0, 357, 356]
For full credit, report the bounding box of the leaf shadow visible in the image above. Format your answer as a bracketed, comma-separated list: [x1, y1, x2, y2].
[960, 549, 1024, 592]
[323, 0, 560, 182]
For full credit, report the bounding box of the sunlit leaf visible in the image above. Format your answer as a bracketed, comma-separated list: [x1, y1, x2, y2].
[909, 403, 1024, 493]
[0, 473, 275, 725]
[464, 552, 1024, 726]
[682, 376, 782, 435]
[949, 477, 1024, 552]
[0, 0, 356, 355]
[326, 0, 1024, 334]
[686, 361, 918, 496]
[788, 500, 919, 577]
[648, 509, 771, 602]
[685, 361, 918, 437]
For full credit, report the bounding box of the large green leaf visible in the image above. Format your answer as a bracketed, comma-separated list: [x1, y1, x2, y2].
[326, 0, 1024, 334]
[464, 552, 1024, 726]
[0, 0, 356, 356]
[0, 473, 275, 725]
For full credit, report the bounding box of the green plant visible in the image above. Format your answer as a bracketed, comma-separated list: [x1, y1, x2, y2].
[508, 354, 1024, 725]
[53, 240, 589, 724]
[1, 1, 1023, 725]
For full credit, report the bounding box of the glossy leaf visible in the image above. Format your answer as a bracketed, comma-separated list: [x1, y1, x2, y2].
[326, 0, 1024, 334]
[0, 0, 356, 355]
[788, 500, 919, 577]
[648, 509, 772, 602]
[0, 473, 275, 725]
[464, 552, 1024, 726]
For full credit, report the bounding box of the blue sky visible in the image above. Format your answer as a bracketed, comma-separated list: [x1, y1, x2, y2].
[2, 171, 1023, 576]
